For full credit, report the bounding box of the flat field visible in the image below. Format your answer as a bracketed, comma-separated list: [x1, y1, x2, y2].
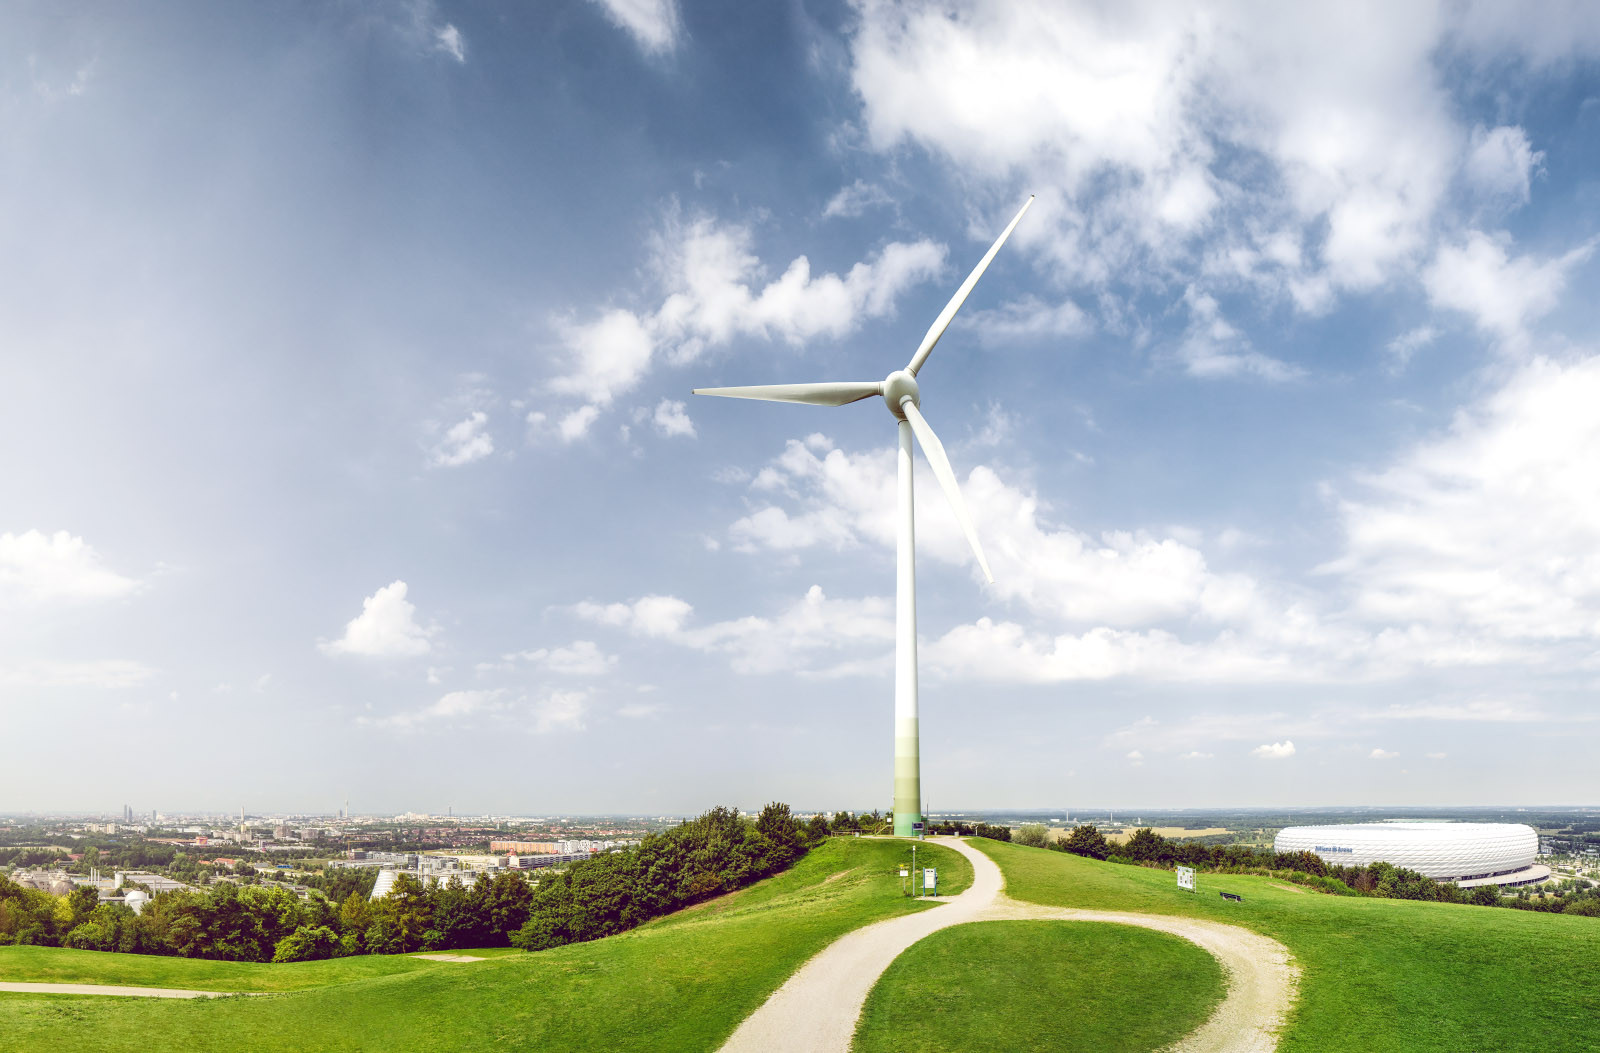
[0, 837, 971, 1051]
[977, 839, 1600, 1053]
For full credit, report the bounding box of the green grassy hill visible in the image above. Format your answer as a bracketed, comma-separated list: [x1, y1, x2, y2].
[978, 840, 1600, 1053]
[6, 837, 1595, 1052]
[0, 838, 971, 1051]
[856, 920, 1226, 1053]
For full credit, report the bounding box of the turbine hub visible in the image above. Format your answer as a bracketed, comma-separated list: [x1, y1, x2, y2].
[882, 370, 920, 420]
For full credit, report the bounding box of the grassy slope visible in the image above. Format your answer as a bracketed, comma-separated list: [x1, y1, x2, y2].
[855, 920, 1225, 1053]
[979, 840, 1600, 1053]
[0, 837, 972, 1052]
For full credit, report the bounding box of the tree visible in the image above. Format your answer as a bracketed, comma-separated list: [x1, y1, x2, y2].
[805, 814, 830, 844]
[1015, 824, 1049, 849]
[272, 924, 338, 962]
[1060, 824, 1110, 860]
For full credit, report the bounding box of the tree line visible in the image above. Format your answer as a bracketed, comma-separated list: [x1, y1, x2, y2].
[0, 802, 822, 961]
[1024, 823, 1600, 917]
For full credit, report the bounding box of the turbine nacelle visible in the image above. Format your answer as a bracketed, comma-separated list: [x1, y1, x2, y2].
[882, 369, 919, 420]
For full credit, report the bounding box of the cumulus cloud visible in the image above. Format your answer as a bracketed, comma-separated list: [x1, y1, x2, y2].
[1252, 740, 1296, 759]
[1329, 353, 1600, 648]
[848, 2, 1463, 297]
[0, 530, 139, 604]
[429, 411, 494, 467]
[509, 640, 618, 677]
[1464, 125, 1542, 204]
[1369, 747, 1399, 759]
[1422, 231, 1594, 343]
[652, 399, 696, 438]
[589, 0, 681, 55]
[549, 214, 944, 435]
[321, 581, 433, 658]
[1180, 751, 1214, 760]
[577, 585, 894, 675]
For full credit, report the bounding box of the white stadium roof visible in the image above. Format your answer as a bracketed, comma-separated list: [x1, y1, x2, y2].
[1274, 822, 1547, 886]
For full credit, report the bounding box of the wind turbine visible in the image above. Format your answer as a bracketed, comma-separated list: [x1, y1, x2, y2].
[694, 196, 1033, 837]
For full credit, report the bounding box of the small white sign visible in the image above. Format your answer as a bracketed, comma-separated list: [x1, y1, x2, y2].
[924, 868, 937, 891]
[899, 869, 908, 878]
[1176, 866, 1196, 892]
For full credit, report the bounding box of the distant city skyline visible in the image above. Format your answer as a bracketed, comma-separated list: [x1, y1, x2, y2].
[4, 2, 1600, 812]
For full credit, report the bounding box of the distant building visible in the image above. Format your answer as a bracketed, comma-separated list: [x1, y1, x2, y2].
[1274, 823, 1550, 888]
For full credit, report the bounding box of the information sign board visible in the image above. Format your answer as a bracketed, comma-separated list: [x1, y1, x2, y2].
[1176, 865, 1196, 892]
[923, 868, 937, 891]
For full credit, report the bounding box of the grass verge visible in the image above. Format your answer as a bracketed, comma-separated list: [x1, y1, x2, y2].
[854, 919, 1225, 1053]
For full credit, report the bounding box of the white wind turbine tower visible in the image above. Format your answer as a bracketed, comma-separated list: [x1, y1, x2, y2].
[694, 197, 1033, 837]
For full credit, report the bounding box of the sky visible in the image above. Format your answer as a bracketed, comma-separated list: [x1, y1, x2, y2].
[3, 0, 1600, 815]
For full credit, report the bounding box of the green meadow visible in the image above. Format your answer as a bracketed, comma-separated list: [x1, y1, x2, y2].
[976, 839, 1600, 1053]
[0, 838, 969, 1051]
[4, 837, 1596, 1052]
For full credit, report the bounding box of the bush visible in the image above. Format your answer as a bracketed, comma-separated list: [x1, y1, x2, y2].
[1058, 824, 1110, 860]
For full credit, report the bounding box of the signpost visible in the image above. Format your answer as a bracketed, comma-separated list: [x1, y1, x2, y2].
[924, 868, 937, 895]
[1176, 865, 1196, 893]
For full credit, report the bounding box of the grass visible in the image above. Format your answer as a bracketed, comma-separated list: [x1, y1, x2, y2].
[977, 839, 1600, 1053]
[855, 920, 1225, 1053]
[0, 837, 971, 1051]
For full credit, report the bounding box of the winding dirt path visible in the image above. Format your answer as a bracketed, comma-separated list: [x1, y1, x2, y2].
[0, 982, 238, 998]
[718, 837, 1298, 1053]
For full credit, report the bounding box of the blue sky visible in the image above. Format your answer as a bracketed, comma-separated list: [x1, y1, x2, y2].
[4, 1, 1600, 814]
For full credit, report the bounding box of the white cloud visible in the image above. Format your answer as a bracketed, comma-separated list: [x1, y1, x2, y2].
[728, 434, 1278, 629]
[961, 295, 1091, 344]
[321, 581, 433, 658]
[1464, 125, 1542, 204]
[1252, 740, 1296, 759]
[1370, 747, 1399, 759]
[1180, 751, 1214, 760]
[510, 640, 618, 677]
[549, 214, 944, 431]
[531, 690, 590, 733]
[652, 399, 696, 438]
[1175, 287, 1300, 381]
[558, 405, 603, 442]
[429, 411, 494, 467]
[847, 2, 1463, 298]
[364, 687, 588, 733]
[1422, 231, 1594, 342]
[1384, 325, 1438, 371]
[618, 701, 666, 719]
[589, 0, 681, 55]
[1329, 353, 1600, 646]
[0, 659, 155, 689]
[578, 585, 894, 675]
[0, 530, 139, 604]
[1125, 749, 1144, 763]
[1425, 751, 1447, 760]
[434, 23, 465, 62]
[823, 179, 894, 219]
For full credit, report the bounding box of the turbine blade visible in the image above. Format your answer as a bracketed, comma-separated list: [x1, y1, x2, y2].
[691, 381, 883, 407]
[906, 195, 1035, 377]
[900, 399, 994, 584]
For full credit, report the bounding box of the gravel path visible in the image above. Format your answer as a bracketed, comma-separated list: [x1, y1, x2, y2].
[718, 837, 1298, 1053]
[0, 982, 238, 998]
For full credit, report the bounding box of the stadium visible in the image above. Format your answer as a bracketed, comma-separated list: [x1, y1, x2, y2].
[1274, 822, 1551, 888]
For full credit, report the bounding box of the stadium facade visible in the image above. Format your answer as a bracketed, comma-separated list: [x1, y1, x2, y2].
[1273, 822, 1550, 888]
